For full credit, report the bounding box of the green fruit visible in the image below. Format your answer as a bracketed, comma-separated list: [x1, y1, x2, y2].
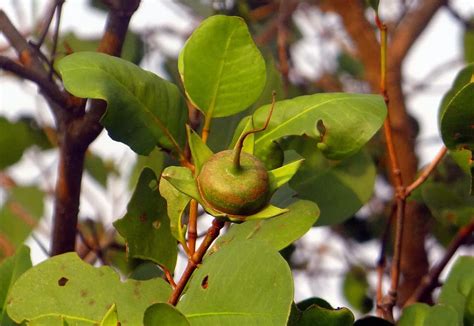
[197, 150, 270, 215]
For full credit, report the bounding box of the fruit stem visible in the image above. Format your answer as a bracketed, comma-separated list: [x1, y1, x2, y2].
[233, 91, 276, 170]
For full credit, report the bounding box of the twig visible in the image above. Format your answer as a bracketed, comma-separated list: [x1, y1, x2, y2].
[0, 55, 70, 108]
[33, 0, 58, 48]
[376, 14, 405, 322]
[48, 0, 65, 80]
[168, 218, 225, 305]
[188, 200, 198, 255]
[405, 221, 474, 305]
[376, 205, 395, 316]
[161, 265, 177, 289]
[405, 146, 448, 196]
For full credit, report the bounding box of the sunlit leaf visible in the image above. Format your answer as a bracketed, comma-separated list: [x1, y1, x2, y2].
[6, 253, 171, 325]
[177, 241, 293, 325]
[57, 52, 187, 156]
[144, 303, 190, 326]
[179, 15, 266, 118]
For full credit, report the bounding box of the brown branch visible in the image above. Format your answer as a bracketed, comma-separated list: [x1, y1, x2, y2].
[188, 200, 198, 255]
[168, 218, 225, 305]
[51, 0, 141, 255]
[406, 146, 448, 196]
[405, 221, 474, 305]
[0, 55, 70, 107]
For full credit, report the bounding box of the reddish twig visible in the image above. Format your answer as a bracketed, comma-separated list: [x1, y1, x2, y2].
[405, 146, 448, 196]
[168, 218, 225, 305]
[161, 265, 177, 289]
[187, 200, 199, 255]
[405, 221, 474, 305]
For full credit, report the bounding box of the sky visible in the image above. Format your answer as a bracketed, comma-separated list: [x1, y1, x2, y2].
[1, 0, 473, 313]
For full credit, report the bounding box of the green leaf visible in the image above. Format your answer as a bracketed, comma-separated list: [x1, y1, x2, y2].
[84, 151, 117, 187]
[211, 200, 319, 252]
[159, 177, 190, 245]
[144, 303, 190, 326]
[130, 147, 166, 189]
[268, 159, 304, 194]
[252, 93, 386, 160]
[57, 52, 187, 156]
[297, 304, 355, 326]
[186, 126, 213, 174]
[179, 15, 266, 118]
[58, 31, 145, 64]
[422, 183, 474, 226]
[439, 64, 474, 191]
[0, 186, 43, 258]
[0, 117, 47, 169]
[286, 137, 376, 225]
[244, 204, 288, 221]
[114, 168, 177, 271]
[0, 246, 31, 326]
[398, 303, 459, 326]
[343, 266, 373, 313]
[6, 253, 171, 325]
[177, 241, 293, 325]
[439, 256, 474, 326]
[161, 166, 201, 202]
[100, 304, 118, 326]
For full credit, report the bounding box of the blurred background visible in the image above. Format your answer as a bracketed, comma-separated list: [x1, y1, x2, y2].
[1, 0, 473, 317]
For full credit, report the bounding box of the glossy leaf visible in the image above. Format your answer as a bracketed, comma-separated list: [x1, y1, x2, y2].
[114, 168, 177, 271]
[186, 126, 213, 174]
[144, 303, 190, 326]
[398, 303, 459, 326]
[159, 177, 190, 245]
[6, 253, 171, 325]
[161, 166, 201, 202]
[211, 200, 319, 252]
[439, 64, 474, 191]
[177, 241, 293, 325]
[179, 15, 266, 118]
[0, 246, 31, 326]
[439, 256, 474, 325]
[286, 137, 376, 225]
[251, 93, 386, 160]
[268, 159, 304, 194]
[244, 204, 288, 221]
[57, 52, 187, 155]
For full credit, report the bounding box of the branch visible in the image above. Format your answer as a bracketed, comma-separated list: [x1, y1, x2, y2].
[0, 55, 69, 107]
[406, 146, 448, 196]
[405, 221, 474, 305]
[390, 0, 447, 66]
[168, 219, 225, 305]
[50, 0, 141, 255]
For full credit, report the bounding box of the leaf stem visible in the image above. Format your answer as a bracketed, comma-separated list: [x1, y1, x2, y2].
[233, 91, 276, 169]
[168, 218, 225, 305]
